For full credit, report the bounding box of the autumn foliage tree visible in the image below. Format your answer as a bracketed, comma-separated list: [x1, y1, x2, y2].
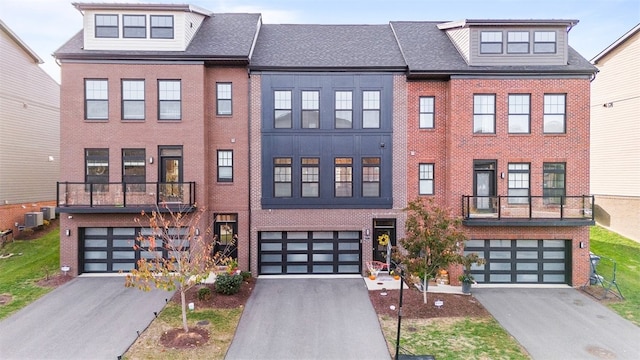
[394, 197, 467, 303]
[125, 205, 233, 333]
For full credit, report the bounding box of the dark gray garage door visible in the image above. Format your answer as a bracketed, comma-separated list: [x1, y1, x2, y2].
[259, 231, 361, 275]
[465, 239, 570, 284]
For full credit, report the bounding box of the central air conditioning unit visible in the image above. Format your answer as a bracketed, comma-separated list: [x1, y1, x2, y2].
[25, 212, 44, 228]
[41, 206, 56, 220]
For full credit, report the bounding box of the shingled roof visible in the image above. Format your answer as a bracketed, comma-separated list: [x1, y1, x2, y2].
[249, 24, 406, 71]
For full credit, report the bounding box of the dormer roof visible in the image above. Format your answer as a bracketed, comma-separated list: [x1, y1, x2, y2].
[72, 2, 212, 16]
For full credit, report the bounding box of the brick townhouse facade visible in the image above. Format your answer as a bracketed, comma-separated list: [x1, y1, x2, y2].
[55, 3, 596, 286]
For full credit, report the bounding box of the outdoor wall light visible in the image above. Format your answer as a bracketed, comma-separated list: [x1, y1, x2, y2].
[501, 172, 505, 179]
[65, 229, 71, 236]
[579, 241, 586, 249]
[365, 229, 370, 236]
[148, 156, 154, 164]
[195, 228, 200, 236]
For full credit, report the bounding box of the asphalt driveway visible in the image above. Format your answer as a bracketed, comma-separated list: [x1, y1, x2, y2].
[225, 277, 390, 360]
[474, 287, 640, 360]
[0, 276, 173, 360]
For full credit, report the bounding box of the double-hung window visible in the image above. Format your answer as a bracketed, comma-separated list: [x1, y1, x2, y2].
[419, 97, 435, 128]
[85, 79, 108, 120]
[274, 90, 292, 128]
[362, 157, 380, 197]
[301, 158, 319, 197]
[507, 31, 529, 53]
[95, 15, 118, 38]
[543, 163, 565, 204]
[217, 150, 233, 182]
[473, 94, 495, 134]
[534, 31, 556, 53]
[301, 91, 320, 128]
[123, 15, 146, 38]
[362, 91, 380, 128]
[508, 163, 530, 204]
[86, 149, 109, 192]
[274, 158, 292, 197]
[480, 31, 502, 54]
[419, 163, 434, 195]
[122, 149, 146, 192]
[508, 94, 530, 133]
[334, 158, 353, 197]
[543, 94, 566, 133]
[150, 15, 173, 39]
[335, 91, 353, 128]
[122, 80, 145, 120]
[158, 80, 181, 120]
[216, 83, 232, 115]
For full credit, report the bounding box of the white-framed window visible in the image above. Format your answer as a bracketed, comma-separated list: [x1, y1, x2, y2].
[544, 94, 566, 133]
[508, 163, 530, 204]
[95, 14, 118, 38]
[419, 163, 434, 195]
[362, 91, 380, 128]
[150, 15, 173, 39]
[85, 79, 108, 120]
[473, 94, 495, 134]
[508, 94, 530, 133]
[274, 90, 292, 128]
[302, 91, 320, 128]
[216, 83, 232, 115]
[217, 150, 233, 182]
[480, 31, 502, 54]
[335, 91, 353, 129]
[507, 31, 529, 53]
[158, 80, 181, 120]
[534, 31, 556, 53]
[123, 15, 146, 38]
[122, 80, 145, 120]
[419, 96, 435, 128]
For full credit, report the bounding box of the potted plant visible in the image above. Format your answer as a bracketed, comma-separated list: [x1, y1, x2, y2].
[458, 272, 475, 294]
[458, 252, 485, 294]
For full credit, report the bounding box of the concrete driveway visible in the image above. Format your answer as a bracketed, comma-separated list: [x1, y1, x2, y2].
[225, 277, 391, 360]
[474, 287, 640, 360]
[0, 276, 174, 360]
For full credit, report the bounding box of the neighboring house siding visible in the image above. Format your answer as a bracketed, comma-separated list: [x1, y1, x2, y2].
[0, 27, 60, 206]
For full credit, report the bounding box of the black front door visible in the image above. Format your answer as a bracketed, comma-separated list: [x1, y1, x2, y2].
[473, 160, 496, 211]
[159, 147, 182, 202]
[372, 218, 396, 265]
[214, 214, 238, 259]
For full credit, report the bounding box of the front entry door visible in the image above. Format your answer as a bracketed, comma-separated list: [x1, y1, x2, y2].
[474, 160, 496, 211]
[372, 219, 396, 266]
[159, 147, 182, 202]
[214, 214, 238, 259]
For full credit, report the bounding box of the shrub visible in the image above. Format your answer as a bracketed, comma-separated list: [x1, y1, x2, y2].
[240, 271, 252, 282]
[197, 286, 212, 301]
[215, 273, 243, 295]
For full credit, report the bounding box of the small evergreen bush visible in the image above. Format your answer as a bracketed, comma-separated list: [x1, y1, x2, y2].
[197, 286, 212, 301]
[215, 273, 243, 295]
[240, 271, 251, 282]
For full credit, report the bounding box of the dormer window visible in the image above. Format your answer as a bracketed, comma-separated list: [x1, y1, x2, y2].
[480, 31, 502, 54]
[95, 15, 118, 38]
[507, 31, 529, 53]
[534, 31, 556, 53]
[150, 15, 174, 39]
[123, 15, 146, 38]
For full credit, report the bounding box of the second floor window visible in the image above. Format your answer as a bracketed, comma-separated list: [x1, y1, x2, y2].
[150, 15, 173, 39]
[419, 97, 435, 128]
[508, 94, 530, 133]
[334, 157, 353, 197]
[85, 79, 108, 120]
[274, 158, 292, 197]
[122, 149, 145, 191]
[216, 83, 232, 115]
[274, 90, 292, 128]
[543, 162, 565, 204]
[473, 94, 495, 134]
[508, 163, 530, 204]
[534, 31, 556, 53]
[158, 80, 181, 120]
[123, 15, 146, 38]
[480, 31, 502, 54]
[335, 91, 353, 129]
[419, 163, 434, 195]
[122, 80, 145, 120]
[217, 150, 233, 182]
[544, 94, 566, 133]
[362, 157, 380, 197]
[362, 91, 380, 128]
[86, 149, 109, 190]
[95, 15, 118, 38]
[302, 91, 320, 128]
[301, 157, 319, 197]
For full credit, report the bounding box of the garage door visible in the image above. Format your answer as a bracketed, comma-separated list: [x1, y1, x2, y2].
[81, 227, 186, 273]
[465, 239, 570, 284]
[259, 231, 361, 275]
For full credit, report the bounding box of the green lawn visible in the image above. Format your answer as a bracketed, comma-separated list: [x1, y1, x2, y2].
[0, 226, 60, 320]
[589, 226, 640, 326]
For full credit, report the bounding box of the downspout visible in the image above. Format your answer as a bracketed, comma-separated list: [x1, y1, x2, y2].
[247, 68, 252, 273]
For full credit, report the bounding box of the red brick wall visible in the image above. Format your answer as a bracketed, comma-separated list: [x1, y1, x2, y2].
[0, 201, 56, 241]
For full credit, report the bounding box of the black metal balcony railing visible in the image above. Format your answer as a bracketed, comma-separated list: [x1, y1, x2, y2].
[462, 195, 595, 225]
[57, 182, 196, 210]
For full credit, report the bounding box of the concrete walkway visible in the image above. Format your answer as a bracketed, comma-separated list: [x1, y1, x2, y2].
[225, 278, 390, 360]
[0, 276, 174, 360]
[474, 287, 640, 360]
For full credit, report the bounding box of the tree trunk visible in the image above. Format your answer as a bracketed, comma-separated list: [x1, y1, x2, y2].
[180, 289, 189, 333]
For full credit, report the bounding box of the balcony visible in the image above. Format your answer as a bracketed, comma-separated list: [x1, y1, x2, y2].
[57, 182, 196, 213]
[461, 195, 595, 226]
